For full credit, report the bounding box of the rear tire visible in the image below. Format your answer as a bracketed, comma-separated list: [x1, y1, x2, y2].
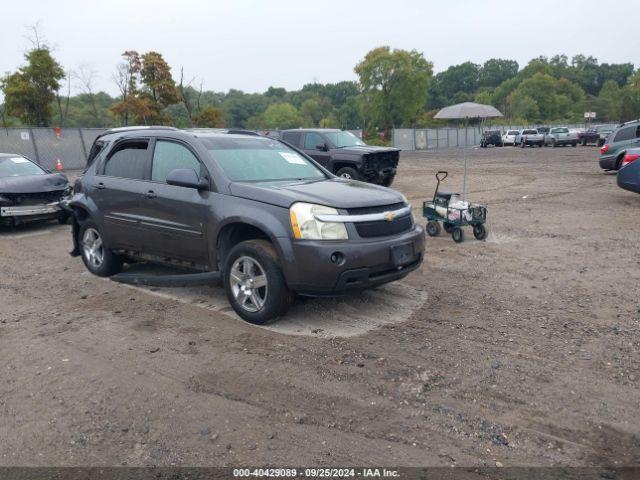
[572, 141, 577, 147]
[336, 167, 360, 181]
[78, 219, 122, 277]
[223, 239, 294, 324]
[443, 222, 455, 234]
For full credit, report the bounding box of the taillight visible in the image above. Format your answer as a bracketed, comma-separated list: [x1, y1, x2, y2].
[600, 144, 609, 155]
[622, 153, 639, 167]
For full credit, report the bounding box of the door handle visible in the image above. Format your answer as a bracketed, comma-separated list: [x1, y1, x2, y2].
[144, 190, 157, 199]
[96, 182, 106, 190]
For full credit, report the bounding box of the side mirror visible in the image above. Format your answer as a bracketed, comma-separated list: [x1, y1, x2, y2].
[166, 168, 207, 189]
[316, 144, 328, 152]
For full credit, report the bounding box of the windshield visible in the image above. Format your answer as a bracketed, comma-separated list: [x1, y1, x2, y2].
[523, 129, 538, 135]
[507, 130, 519, 135]
[323, 131, 365, 148]
[596, 126, 612, 132]
[0, 156, 45, 177]
[553, 128, 569, 133]
[203, 136, 327, 182]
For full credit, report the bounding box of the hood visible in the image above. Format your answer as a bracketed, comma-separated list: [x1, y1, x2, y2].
[0, 173, 69, 194]
[331, 145, 400, 155]
[229, 178, 404, 209]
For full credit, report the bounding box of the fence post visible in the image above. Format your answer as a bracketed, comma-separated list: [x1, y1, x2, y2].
[78, 127, 88, 163]
[29, 127, 40, 165]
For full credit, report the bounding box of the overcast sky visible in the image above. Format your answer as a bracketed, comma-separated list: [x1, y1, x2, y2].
[1, 0, 636, 97]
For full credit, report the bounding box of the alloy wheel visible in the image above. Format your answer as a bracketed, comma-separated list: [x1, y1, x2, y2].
[229, 256, 269, 313]
[82, 228, 104, 269]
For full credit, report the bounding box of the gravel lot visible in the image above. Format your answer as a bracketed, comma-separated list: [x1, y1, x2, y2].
[1, 145, 638, 467]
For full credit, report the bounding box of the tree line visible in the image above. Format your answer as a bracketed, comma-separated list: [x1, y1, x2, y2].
[1, 31, 639, 138]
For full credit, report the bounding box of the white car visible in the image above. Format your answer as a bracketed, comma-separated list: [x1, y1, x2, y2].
[502, 129, 519, 146]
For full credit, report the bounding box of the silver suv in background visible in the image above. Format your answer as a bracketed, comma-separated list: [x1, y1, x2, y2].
[544, 127, 578, 147]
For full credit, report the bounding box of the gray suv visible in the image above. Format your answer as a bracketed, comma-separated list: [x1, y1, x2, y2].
[69, 128, 424, 324]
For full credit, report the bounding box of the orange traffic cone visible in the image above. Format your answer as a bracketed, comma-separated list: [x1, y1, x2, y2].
[55, 158, 63, 172]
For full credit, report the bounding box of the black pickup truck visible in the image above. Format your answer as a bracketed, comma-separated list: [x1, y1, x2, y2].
[277, 129, 399, 186]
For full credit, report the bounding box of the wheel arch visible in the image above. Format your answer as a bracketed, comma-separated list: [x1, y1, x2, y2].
[215, 219, 288, 272]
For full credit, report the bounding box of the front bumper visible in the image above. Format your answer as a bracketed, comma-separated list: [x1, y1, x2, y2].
[277, 224, 425, 295]
[0, 202, 61, 217]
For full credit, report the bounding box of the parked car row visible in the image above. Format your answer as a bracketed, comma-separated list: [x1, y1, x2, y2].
[480, 125, 616, 149]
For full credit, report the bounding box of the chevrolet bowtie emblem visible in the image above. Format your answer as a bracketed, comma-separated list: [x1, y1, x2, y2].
[384, 211, 395, 222]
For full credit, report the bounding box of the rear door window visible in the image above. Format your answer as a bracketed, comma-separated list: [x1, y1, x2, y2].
[151, 140, 201, 183]
[613, 127, 635, 143]
[103, 140, 150, 179]
[304, 132, 325, 150]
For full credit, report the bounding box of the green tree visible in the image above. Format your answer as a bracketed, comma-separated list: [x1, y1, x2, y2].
[248, 102, 302, 129]
[355, 46, 433, 134]
[479, 59, 518, 88]
[300, 98, 323, 126]
[1, 46, 65, 126]
[508, 93, 539, 121]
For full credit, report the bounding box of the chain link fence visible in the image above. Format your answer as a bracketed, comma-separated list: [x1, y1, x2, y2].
[393, 123, 618, 151]
[0, 127, 366, 171]
[0, 127, 107, 171]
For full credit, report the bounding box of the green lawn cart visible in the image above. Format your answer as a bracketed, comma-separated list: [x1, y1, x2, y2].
[422, 171, 488, 243]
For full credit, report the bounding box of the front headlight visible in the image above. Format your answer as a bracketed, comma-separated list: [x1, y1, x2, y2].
[289, 202, 348, 240]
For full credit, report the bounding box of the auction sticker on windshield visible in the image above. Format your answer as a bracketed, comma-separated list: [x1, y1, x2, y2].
[280, 152, 306, 165]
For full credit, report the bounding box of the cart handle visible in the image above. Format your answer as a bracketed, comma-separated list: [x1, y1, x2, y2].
[432, 171, 449, 203]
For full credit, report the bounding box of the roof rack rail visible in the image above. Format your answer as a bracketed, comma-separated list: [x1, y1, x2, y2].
[226, 129, 261, 136]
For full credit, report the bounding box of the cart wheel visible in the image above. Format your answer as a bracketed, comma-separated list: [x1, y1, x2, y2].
[451, 227, 464, 243]
[426, 220, 441, 237]
[473, 224, 487, 241]
[443, 222, 455, 234]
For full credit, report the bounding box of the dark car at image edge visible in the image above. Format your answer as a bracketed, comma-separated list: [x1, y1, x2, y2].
[0, 153, 71, 227]
[617, 148, 640, 193]
[68, 127, 424, 324]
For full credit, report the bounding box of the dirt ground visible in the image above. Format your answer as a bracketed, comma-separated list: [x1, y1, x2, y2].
[1, 145, 639, 468]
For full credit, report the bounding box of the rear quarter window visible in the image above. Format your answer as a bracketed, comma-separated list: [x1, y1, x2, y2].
[613, 127, 635, 143]
[281, 131, 302, 147]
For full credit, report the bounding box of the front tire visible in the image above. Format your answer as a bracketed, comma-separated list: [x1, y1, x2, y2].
[224, 239, 294, 324]
[452, 227, 464, 243]
[336, 167, 359, 181]
[381, 173, 395, 187]
[78, 220, 122, 277]
[473, 224, 487, 240]
[426, 220, 441, 237]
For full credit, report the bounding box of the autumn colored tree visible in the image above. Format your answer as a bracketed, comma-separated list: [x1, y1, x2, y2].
[192, 106, 225, 127]
[111, 50, 179, 125]
[1, 46, 64, 126]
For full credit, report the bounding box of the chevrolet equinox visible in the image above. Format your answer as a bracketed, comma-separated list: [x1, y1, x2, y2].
[69, 128, 424, 324]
